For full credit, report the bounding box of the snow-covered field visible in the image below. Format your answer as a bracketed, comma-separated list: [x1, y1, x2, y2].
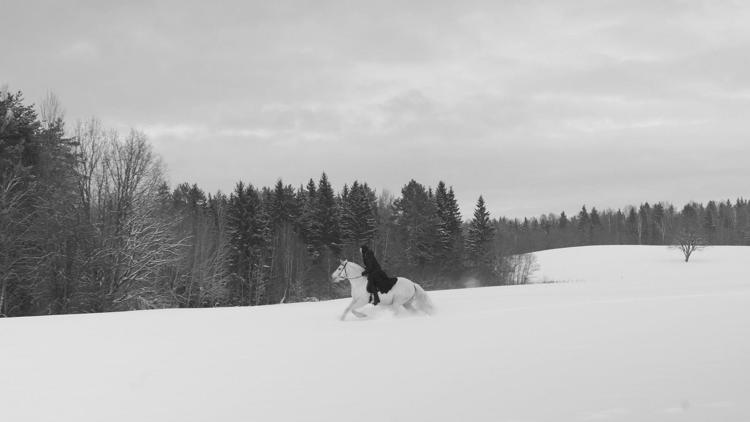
[1, 245, 749, 422]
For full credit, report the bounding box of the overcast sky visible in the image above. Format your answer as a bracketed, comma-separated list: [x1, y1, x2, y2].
[2, 0, 749, 218]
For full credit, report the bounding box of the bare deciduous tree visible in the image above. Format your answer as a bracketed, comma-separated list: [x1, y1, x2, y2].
[106, 203, 187, 309]
[39, 91, 64, 129]
[72, 125, 188, 310]
[0, 85, 12, 134]
[73, 118, 105, 222]
[98, 132, 182, 309]
[0, 172, 34, 316]
[497, 253, 539, 285]
[671, 229, 706, 262]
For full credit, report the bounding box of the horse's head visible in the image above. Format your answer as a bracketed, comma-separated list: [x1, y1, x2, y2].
[331, 259, 349, 283]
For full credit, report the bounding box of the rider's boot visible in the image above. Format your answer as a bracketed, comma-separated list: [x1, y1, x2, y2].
[372, 292, 380, 306]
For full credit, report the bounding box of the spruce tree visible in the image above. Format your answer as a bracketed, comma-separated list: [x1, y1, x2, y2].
[299, 179, 320, 251]
[639, 203, 651, 244]
[340, 181, 376, 247]
[626, 207, 639, 243]
[1, 90, 84, 315]
[465, 196, 494, 277]
[615, 209, 625, 243]
[393, 180, 441, 268]
[0, 90, 42, 176]
[434, 181, 463, 264]
[590, 207, 601, 227]
[577, 206, 590, 231]
[269, 179, 299, 226]
[559, 211, 569, 229]
[681, 203, 699, 242]
[226, 181, 266, 305]
[704, 201, 718, 243]
[652, 203, 666, 243]
[445, 187, 462, 232]
[316, 173, 341, 252]
[589, 207, 601, 244]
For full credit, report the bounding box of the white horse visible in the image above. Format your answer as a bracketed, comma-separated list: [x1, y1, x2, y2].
[331, 259, 434, 321]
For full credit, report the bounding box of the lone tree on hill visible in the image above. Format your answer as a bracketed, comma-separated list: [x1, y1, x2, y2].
[671, 229, 706, 263]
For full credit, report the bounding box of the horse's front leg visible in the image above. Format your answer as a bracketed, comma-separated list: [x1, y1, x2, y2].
[351, 309, 366, 318]
[350, 296, 369, 318]
[340, 298, 357, 321]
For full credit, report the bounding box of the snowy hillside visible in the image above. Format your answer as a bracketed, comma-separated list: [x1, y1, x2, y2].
[1, 245, 749, 422]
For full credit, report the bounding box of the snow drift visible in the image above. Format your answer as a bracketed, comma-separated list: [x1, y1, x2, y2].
[1, 245, 748, 421]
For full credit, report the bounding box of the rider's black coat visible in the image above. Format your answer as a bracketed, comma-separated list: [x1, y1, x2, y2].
[361, 245, 397, 294]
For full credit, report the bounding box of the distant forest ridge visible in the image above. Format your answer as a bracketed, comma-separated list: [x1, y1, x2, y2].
[2, 88, 749, 317]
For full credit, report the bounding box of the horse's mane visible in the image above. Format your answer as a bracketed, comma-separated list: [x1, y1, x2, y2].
[343, 260, 364, 270]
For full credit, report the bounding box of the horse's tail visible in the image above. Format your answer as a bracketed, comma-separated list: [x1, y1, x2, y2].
[413, 283, 435, 315]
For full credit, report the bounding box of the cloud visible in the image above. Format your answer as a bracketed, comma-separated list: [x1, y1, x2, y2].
[59, 40, 99, 59]
[2, 0, 750, 217]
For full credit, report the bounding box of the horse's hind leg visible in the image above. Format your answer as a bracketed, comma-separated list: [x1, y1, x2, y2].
[390, 301, 406, 317]
[403, 301, 418, 314]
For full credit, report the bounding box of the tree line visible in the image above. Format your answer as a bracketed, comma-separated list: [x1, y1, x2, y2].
[499, 200, 750, 254]
[1, 89, 748, 316]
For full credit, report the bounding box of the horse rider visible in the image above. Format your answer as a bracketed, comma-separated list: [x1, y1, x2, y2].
[360, 245, 397, 306]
